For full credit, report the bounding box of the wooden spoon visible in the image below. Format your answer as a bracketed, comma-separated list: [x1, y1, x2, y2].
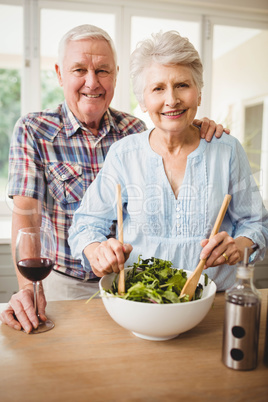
[116, 184, 125, 295]
[180, 194, 232, 300]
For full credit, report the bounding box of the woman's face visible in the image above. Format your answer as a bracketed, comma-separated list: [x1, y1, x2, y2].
[142, 63, 201, 136]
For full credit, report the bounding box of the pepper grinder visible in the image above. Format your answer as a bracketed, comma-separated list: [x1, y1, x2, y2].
[222, 245, 261, 370]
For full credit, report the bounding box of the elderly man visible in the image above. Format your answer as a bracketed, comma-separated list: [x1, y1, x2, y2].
[0, 24, 228, 333]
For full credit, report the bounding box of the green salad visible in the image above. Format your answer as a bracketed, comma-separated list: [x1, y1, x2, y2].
[106, 256, 208, 304]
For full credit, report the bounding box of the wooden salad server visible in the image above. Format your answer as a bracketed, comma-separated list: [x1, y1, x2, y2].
[116, 184, 125, 295]
[180, 194, 232, 300]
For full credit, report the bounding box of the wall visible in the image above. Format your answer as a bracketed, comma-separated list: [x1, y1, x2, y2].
[211, 30, 268, 139]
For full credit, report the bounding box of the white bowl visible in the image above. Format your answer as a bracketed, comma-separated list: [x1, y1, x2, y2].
[99, 268, 217, 341]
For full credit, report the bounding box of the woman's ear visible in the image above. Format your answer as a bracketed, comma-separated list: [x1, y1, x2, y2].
[198, 93, 202, 106]
[140, 104, 147, 113]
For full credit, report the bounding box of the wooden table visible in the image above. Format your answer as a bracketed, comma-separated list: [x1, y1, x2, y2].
[1, 290, 267, 402]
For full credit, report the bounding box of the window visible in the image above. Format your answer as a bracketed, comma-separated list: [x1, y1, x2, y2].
[0, 3, 23, 207]
[244, 103, 263, 180]
[40, 7, 116, 109]
[243, 98, 268, 201]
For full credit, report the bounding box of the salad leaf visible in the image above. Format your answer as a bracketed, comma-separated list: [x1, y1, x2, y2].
[161, 269, 187, 294]
[105, 256, 206, 304]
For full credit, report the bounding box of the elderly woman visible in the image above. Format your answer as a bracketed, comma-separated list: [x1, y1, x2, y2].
[69, 31, 268, 291]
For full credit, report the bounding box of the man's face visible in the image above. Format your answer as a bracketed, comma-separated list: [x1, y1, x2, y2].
[56, 38, 118, 132]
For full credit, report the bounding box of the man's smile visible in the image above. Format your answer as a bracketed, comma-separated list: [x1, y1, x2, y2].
[82, 93, 102, 99]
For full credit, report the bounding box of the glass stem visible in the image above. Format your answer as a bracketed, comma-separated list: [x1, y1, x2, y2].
[33, 281, 40, 317]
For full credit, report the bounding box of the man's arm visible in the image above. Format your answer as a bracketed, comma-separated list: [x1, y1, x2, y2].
[11, 196, 42, 289]
[0, 196, 47, 333]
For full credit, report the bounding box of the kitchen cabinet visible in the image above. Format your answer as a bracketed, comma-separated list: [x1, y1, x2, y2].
[0, 244, 18, 303]
[255, 250, 268, 289]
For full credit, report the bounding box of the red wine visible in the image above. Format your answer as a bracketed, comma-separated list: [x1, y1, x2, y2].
[17, 258, 53, 281]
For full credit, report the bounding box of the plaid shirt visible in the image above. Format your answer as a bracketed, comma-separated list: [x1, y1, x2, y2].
[8, 101, 146, 279]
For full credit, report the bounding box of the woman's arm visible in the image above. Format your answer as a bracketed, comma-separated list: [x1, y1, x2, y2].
[200, 137, 268, 269]
[83, 240, 133, 277]
[200, 233, 254, 269]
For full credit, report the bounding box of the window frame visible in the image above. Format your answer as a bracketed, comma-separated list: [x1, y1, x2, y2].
[0, 0, 23, 218]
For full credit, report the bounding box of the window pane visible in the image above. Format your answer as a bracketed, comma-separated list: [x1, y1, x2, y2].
[131, 16, 200, 52]
[244, 103, 263, 186]
[40, 8, 116, 109]
[211, 25, 268, 201]
[131, 16, 200, 125]
[0, 4, 23, 201]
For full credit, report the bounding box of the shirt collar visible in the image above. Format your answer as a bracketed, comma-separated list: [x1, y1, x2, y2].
[62, 101, 120, 140]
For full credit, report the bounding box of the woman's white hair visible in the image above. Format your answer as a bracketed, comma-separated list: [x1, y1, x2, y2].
[57, 24, 117, 70]
[130, 30, 204, 106]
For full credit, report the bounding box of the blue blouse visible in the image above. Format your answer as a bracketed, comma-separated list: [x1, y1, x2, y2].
[69, 130, 268, 291]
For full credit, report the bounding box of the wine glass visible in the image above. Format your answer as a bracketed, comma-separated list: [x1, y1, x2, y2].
[16, 226, 56, 334]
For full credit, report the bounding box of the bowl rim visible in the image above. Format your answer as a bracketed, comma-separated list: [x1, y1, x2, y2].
[99, 267, 217, 306]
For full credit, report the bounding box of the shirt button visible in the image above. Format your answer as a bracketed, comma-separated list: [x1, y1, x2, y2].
[61, 174, 67, 179]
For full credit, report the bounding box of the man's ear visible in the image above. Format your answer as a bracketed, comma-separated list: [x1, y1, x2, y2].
[55, 64, 63, 87]
[114, 65, 119, 86]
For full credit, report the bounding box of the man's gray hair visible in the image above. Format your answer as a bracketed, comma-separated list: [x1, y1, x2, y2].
[130, 30, 204, 106]
[57, 24, 117, 70]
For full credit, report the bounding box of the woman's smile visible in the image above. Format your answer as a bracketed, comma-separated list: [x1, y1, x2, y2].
[161, 109, 187, 118]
